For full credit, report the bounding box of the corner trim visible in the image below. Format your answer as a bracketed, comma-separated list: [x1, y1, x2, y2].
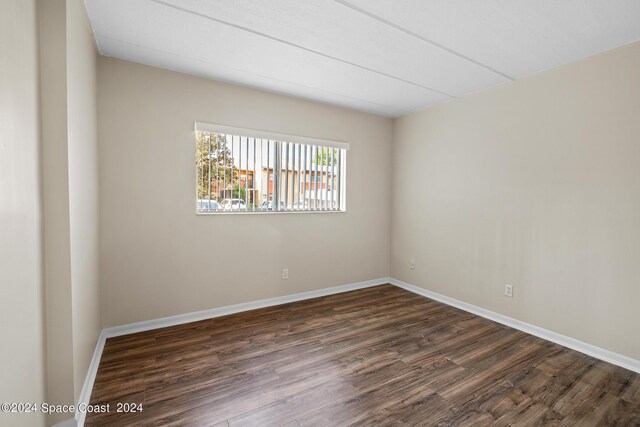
[389, 278, 640, 374]
[75, 329, 106, 426]
[74, 277, 390, 426]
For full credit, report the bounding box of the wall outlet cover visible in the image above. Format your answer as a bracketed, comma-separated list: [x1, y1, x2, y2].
[505, 284, 513, 297]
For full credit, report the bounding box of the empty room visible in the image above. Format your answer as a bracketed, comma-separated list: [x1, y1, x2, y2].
[2, 0, 640, 426]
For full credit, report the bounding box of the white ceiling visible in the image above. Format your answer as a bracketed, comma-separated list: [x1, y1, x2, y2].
[84, 0, 640, 117]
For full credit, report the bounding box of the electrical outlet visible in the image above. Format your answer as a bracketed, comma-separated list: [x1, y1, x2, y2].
[282, 268, 289, 280]
[409, 259, 416, 270]
[504, 284, 513, 298]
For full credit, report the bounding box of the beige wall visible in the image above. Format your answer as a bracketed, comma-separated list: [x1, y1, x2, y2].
[39, 0, 101, 422]
[67, 0, 101, 402]
[0, 0, 46, 426]
[391, 42, 640, 360]
[98, 58, 392, 327]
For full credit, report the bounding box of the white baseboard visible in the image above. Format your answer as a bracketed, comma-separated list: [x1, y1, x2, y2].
[389, 278, 640, 374]
[74, 277, 390, 426]
[102, 277, 391, 338]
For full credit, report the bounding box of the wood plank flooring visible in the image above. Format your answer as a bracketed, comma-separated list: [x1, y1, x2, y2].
[86, 285, 640, 426]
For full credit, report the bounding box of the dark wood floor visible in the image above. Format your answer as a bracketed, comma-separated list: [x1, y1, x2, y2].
[86, 285, 640, 426]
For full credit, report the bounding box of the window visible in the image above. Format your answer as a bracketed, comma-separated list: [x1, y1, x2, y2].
[195, 122, 348, 214]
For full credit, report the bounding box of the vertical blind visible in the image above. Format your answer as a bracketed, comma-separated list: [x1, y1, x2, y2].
[195, 125, 348, 214]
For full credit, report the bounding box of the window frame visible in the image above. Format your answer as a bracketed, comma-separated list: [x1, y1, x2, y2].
[194, 122, 348, 215]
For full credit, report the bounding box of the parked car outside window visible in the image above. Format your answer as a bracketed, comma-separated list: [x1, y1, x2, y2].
[260, 200, 286, 211]
[197, 199, 219, 210]
[221, 198, 247, 210]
